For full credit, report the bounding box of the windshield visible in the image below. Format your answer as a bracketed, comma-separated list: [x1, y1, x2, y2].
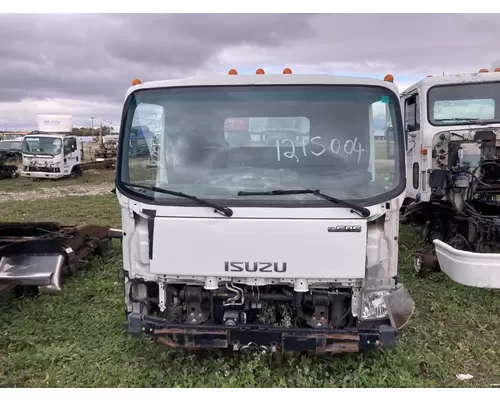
[428, 81, 500, 126]
[118, 85, 405, 206]
[0, 141, 22, 151]
[22, 136, 62, 156]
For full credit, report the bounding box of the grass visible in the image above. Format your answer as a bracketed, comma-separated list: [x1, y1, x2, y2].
[1, 175, 500, 388]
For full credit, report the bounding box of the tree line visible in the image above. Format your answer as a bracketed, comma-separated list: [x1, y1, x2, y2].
[71, 126, 115, 136]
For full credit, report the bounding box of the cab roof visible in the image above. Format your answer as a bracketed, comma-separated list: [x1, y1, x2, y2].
[25, 133, 74, 139]
[125, 73, 400, 99]
[402, 70, 500, 95]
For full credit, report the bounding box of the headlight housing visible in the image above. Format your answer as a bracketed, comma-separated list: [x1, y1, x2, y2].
[360, 261, 415, 328]
[360, 285, 415, 329]
[361, 290, 390, 320]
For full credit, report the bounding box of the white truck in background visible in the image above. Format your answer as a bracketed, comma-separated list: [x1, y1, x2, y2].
[114, 70, 414, 355]
[20, 114, 84, 179]
[400, 68, 500, 288]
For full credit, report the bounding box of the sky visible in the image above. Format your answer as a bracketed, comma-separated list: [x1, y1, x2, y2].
[1, 13, 500, 132]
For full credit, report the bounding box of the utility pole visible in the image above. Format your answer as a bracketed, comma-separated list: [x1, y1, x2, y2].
[99, 122, 104, 146]
[90, 117, 95, 138]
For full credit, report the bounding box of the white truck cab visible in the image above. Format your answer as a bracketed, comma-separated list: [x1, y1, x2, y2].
[401, 69, 500, 288]
[115, 70, 414, 354]
[20, 115, 83, 179]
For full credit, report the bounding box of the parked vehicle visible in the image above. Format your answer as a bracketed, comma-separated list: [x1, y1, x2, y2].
[114, 70, 414, 354]
[401, 68, 500, 288]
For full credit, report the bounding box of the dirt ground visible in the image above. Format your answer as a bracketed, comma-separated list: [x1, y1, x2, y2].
[0, 182, 114, 203]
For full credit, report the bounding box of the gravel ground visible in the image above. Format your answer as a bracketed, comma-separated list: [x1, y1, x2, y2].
[0, 182, 114, 203]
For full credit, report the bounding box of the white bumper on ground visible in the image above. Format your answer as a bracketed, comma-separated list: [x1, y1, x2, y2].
[20, 170, 66, 179]
[433, 239, 500, 289]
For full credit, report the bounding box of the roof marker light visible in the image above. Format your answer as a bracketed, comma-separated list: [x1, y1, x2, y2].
[283, 68, 292, 74]
[256, 68, 265, 75]
[427, 75, 433, 78]
[494, 68, 500, 72]
[132, 78, 142, 85]
[228, 69, 238, 75]
[384, 74, 394, 82]
[479, 68, 489, 73]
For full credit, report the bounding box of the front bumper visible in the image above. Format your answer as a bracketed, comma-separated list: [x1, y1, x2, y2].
[20, 170, 66, 179]
[434, 239, 500, 289]
[127, 314, 398, 354]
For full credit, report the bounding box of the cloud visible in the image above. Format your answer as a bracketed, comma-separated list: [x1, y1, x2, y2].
[0, 98, 121, 131]
[1, 13, 500, 129]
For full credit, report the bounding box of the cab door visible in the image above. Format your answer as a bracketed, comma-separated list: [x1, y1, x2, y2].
[63, 137, 71, 166]
[63, 137, 78, 165]
[402, 90, 422, 200]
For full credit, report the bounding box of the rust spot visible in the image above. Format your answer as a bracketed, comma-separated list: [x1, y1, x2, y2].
[155, 331, 228, 349]
[0, 284, 11, 293]
[307, 333, 359, 341]
[154, 328, 186, 335]
[153, 327, 229, 349]
[316, 341, 359, 354]
[156, 336, 179, 348]
[311, 333, 360, 354]
[323, 333, 360, 341]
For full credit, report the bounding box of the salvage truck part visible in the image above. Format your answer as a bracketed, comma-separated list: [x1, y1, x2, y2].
[115, 70, 414, 354]
[94, 129, 118, 162]
[0, 222, 122, 294]
[0, 140, 22, 163]
[401, 68, 500, 288]
[0, 160, 18, 180]
[81, 159, 115, 171]
[0, 140, 21, 179]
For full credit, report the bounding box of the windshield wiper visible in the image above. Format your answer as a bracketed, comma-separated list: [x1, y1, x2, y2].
[122, 182, 233, 217]
[237, 189, 370, 217]
[435, 118, 491, 125]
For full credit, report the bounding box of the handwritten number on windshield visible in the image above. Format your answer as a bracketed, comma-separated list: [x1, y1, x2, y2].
[276, 136, 366, 163]
[280, 139, 299, 162]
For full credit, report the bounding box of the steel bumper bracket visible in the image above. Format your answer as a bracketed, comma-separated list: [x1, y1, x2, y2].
[134, 315, 398, 354]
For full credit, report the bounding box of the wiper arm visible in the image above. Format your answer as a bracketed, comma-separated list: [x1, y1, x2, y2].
[123, 182, 233, 217]
[435, 118, 479, 121]
[237, 189, 370, 217]
[435, 118, 490, 125]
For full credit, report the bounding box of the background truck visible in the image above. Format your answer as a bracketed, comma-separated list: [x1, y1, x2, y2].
[20, 115, 84, 179]
[0, 131, 28, 141]
[400, 68, 500, 288]
[114, 70, 414, 355]
[0, 139, 22, 179]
